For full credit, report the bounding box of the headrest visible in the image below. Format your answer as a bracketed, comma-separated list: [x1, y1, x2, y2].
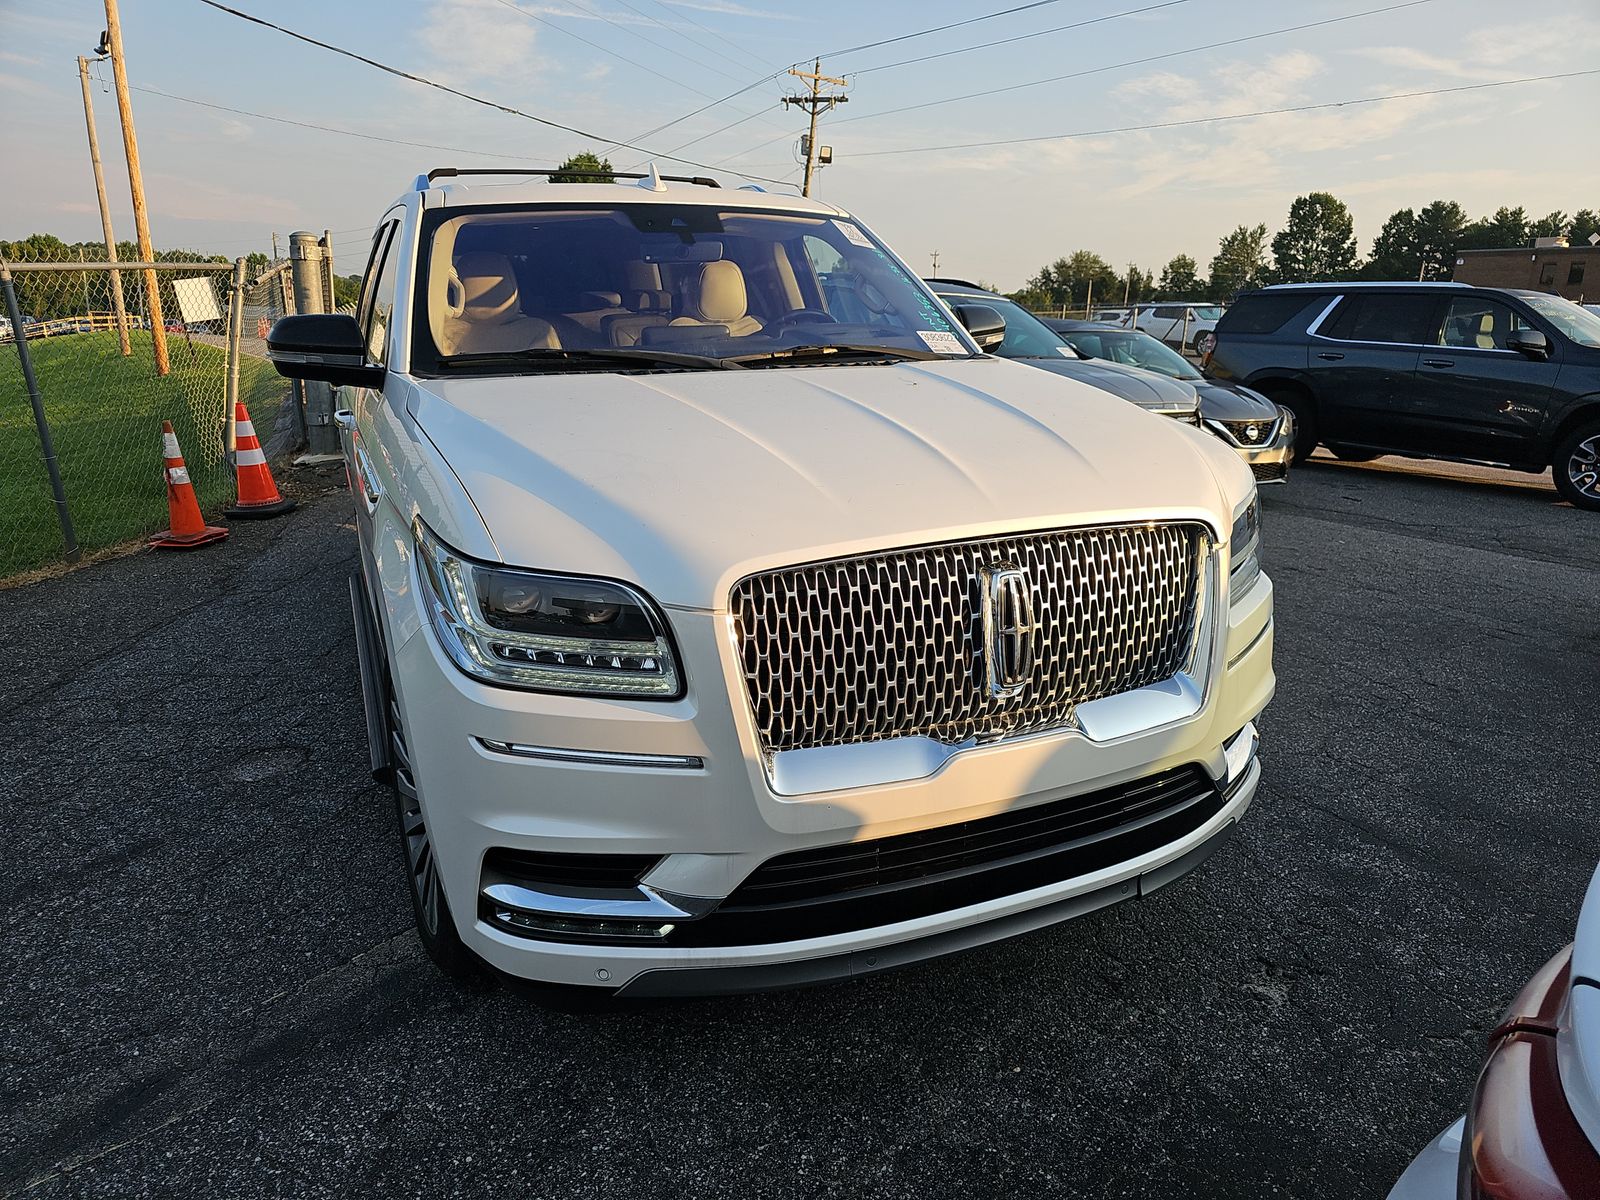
[576, 290, 623, 311]
[1475, 313, 1495, 349]
[631, 289, 672, 313]
[453, 252, 519, 320]
[692, 261, 747, 324]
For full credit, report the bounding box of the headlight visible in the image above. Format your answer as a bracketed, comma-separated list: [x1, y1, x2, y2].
[1229, 493, 1262, 604]
[414, 521, 682, 698]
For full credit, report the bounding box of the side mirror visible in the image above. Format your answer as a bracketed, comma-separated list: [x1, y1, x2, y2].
[1506, 328, 1550, 360]
[267, 314, 386, 387]
[952, 303, 1006, 351]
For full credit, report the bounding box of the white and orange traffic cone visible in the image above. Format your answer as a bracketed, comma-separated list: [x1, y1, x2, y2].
[149, 421, 229, 551]
[224, 401, 295, 519]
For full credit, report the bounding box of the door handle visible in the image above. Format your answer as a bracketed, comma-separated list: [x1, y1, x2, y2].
[352, 444, 382, 514]
[1422, 359, 1454, 369]
[1316, 352, 1344, 361]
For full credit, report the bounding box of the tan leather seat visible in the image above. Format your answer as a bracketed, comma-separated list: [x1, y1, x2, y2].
[438, 252, 559, 356]
[671, 261, 762, 337]
[1474, 313, 1497, 350]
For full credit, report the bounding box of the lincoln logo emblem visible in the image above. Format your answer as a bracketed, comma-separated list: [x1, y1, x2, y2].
[981, 564, 1039, 699]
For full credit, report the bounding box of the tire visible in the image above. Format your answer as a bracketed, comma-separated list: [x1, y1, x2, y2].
[1552, 421, 1600, 511]
[1260, 387, 1318, 465]
[1194, 330, 1217, 357]
[1328, 444, 1382, 463]
[355, 573, 478, 978]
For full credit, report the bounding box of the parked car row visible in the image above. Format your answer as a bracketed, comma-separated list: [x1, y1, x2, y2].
[926, 280, 1293, 484]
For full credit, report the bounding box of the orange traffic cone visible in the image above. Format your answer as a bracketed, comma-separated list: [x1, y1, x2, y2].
[149, 421, 229, 551]
[224, 401, 295, 519]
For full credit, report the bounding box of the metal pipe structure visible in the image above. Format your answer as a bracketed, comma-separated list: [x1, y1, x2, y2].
[1, 262, 80, 562]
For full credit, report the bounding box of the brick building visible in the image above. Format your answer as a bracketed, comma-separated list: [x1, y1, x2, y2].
[1452, 241, 1592, 301]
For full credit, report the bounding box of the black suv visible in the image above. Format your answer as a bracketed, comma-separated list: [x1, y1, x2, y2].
[1207, 282, 1600, 509]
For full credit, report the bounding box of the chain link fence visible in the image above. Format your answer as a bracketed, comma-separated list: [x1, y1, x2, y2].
[0, 244, 305, 576]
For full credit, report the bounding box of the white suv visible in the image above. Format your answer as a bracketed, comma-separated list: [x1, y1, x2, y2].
[267, 168, 1274, 996]
[1131, 302, 1224, 353]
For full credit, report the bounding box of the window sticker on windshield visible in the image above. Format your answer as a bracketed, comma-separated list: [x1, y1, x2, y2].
[833, 220, 874, 248]
[1056, 346, 1077, 357]
[917, 330, 967, 355]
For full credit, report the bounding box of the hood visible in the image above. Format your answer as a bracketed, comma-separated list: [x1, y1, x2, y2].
[411, 356, 1236, 609]
[1195, 379, 1279, 422]
[1011, 355, 1200, 417]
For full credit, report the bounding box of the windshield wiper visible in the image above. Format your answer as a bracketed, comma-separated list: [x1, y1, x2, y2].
[726, 343, 952, 367]
[436, 347, 741, 372]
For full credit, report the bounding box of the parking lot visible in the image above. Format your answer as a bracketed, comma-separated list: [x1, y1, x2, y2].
[4, 456, 1596, 1199]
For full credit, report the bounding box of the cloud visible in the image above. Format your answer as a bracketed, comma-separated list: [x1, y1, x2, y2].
[660, 0, 797, 18]
[1358, 23, 1577, 80]
[418, 0, 542, 83]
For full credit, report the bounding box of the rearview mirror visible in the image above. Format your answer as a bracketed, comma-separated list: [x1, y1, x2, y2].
[952, 303, 1006, 351]
[1506, 328, 1550, 360]
[267, 314, 386, 387]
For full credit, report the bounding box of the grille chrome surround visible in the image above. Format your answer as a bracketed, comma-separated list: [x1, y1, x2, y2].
[730, 523, 1208, 756]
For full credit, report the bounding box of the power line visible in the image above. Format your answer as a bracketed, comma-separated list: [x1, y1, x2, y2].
[849, 1, 1191, 75]
[849, 69, 1600, 156]
[819, 0, 1068, 60]
[127, 82, 563, 162]
[488, 0, 721, 100]
[645, 0, 762, 63]
[835, 0, 1442, 125]
[585, 0, 753, 82]
[606, 66, 794, 154]
[191, 0, 792, 186]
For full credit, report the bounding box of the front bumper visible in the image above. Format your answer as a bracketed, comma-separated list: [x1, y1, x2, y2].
[1206, 406, 1295, 485]
[388, 553, 1275, 993]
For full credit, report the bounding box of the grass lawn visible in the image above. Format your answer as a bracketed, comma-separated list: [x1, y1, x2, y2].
[0, 330, 288, 575]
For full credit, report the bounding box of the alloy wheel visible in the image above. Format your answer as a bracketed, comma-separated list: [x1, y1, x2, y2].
[390, 695, 443, 937]
[1568, 435, 1600, 500]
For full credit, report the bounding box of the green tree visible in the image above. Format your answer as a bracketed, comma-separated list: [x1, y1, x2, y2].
[1025, 250, 1119, 311]
[1365, 207, 1419, 280]
[1413, 200, 1468, 280]
[1529, 211, 1571, 240]
[1271, 192, 1359, 282]
[245, 251, 269, 277]
[1571, 209, 1600, 245]
[1155, 254, 1202, 298]
[1460, 205, 1530, 250]
[1208, 223, 1271, 299]
[550, 151, 615, 183]
[1123, 264, 1155, 305]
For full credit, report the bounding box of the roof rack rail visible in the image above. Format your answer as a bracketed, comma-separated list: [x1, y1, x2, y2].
[922, 277, 990, 291]
[422, 167, 721, 188]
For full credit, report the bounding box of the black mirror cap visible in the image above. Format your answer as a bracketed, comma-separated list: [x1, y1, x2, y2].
[1507, 328, 1550, 359]
[267, 313, 386, 386]
[952, 303, 1006, 351]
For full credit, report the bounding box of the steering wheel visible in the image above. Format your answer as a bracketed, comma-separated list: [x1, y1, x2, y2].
[768, 309, 838, 329]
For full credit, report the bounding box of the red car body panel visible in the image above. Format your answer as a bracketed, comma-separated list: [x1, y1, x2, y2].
[1463, 946, 1600, 1199]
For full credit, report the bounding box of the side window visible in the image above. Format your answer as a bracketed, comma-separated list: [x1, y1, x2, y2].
[364, 224, 401, 366]
[354, 225, 390, 334]
[1439, 298, 1529, 350]
[1153, 306, 1181, 319]
[1319, 294, 1436, 345]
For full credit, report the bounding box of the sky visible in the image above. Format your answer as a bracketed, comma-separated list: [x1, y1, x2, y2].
[3, 0, 1598, 290]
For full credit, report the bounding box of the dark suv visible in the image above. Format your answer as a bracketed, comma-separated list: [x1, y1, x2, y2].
[1206, 282, 1600, 509]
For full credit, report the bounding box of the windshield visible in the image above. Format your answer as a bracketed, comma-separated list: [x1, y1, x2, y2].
[940, 294, 1071, 359]
[411, 204, 975, 372]
[1057, 328, 1201, 380]
[1520, 294, 1600, 349]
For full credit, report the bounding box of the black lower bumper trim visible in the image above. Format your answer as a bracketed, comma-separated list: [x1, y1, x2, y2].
[616, 817, 1236, 998]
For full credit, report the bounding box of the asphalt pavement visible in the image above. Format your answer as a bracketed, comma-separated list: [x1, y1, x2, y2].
[4, 454, 1597, 1198]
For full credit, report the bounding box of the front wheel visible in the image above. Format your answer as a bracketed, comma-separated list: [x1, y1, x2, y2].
[1553, 422, 1600, 511]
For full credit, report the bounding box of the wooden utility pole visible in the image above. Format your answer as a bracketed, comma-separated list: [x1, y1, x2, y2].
[782, 60, 847, 198]
[930, 250, 941, 274]
[77, 56, 130, 355]
[102, 0, 168, 375]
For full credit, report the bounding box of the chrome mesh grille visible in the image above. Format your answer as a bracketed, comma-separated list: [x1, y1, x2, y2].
[1220, 417, 1276, 446]
[731, 524, 1205, 754]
